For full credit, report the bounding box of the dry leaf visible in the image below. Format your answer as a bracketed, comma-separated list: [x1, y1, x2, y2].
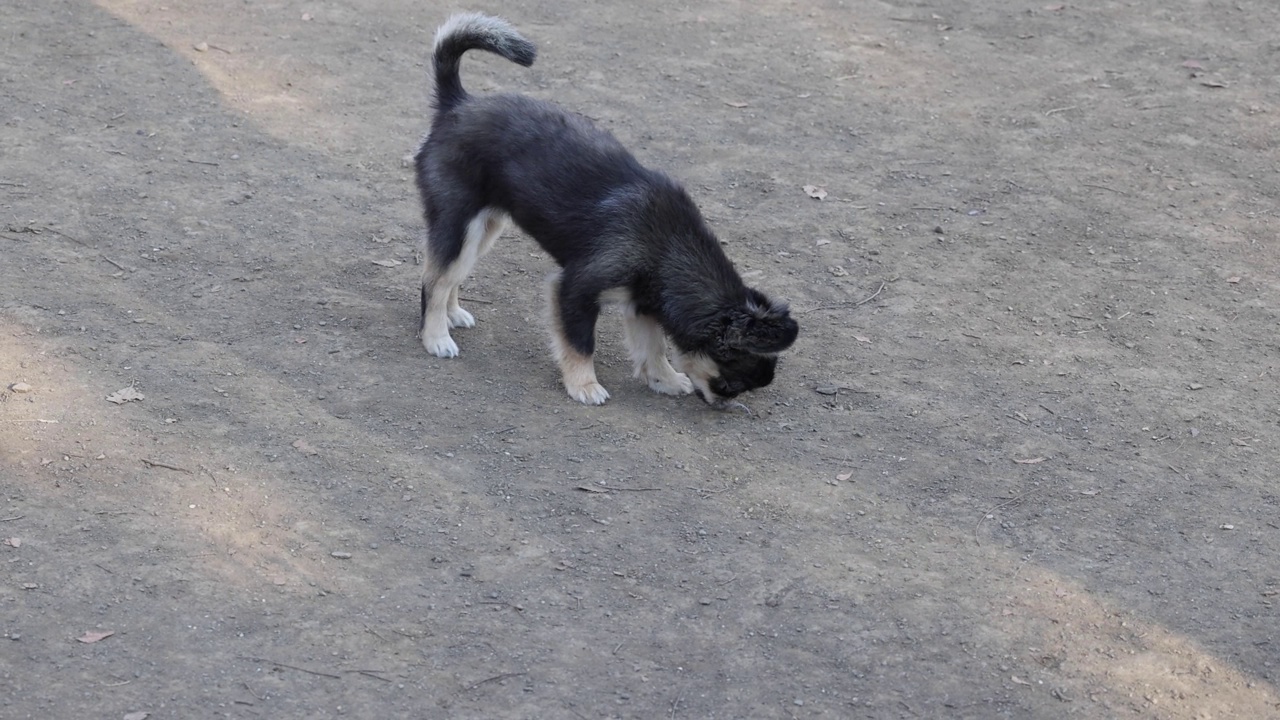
[3, 537, 20, 548]
[723, 100, 749, 108]
[1225, 276, 1241, 283]
[1043, 3, 1065, 10]
[106, 387, 145, 404]
[371, 258, 403, 268]
[803, 185, 828, 200]
[854, 335, 871, 344]
[1011, 675, 1033, 686]
[1200, 80, 1228, 88]
[836, 472, 852, 481]
[1014, 456, 1046, 464]
[21, 582, 39, 590]
[78, 630, 115, 644]
[292, 439, 319, 456]
[124, 713, 151, 720]
[576, 485, 609, 494]
[1079, 489, 1100, 496]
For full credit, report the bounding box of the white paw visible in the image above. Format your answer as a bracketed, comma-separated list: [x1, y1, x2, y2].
[646, 371, 694, 396]
[567, 381, 611, 405]
[447, 306, 475, 329]
[423, 334, 459, 358]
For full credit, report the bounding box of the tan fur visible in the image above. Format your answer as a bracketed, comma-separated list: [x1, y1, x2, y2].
[673, 351, 720, 402]
[545, 271, 610, 404]
[421, 207, 507, 357]
[621, 303, 693, 396]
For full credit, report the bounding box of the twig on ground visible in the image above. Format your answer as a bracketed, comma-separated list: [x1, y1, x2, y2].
[974, 489, 1040, 546]
[345, 669, 392, 682]
[141, 458, 193, 474]
[238, 656, 341, 679]
[807, 281, 887, 312]
[463, 671, 526, 692]
[1082, 183, 1128, 195]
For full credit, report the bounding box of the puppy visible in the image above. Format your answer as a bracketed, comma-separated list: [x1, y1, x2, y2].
[415, 13, 798, 408]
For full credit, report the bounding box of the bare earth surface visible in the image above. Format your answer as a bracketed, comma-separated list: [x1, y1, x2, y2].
[3, 1, 1279, 718]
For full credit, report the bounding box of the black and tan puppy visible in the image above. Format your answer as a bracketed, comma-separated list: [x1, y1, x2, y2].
[415, 13, 798, 407]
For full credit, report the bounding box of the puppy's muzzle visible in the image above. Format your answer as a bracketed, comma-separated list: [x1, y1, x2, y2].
[694, 387, 752, 415]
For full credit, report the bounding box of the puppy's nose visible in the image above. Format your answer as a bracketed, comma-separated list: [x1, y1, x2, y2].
[711, 398, 752, 415]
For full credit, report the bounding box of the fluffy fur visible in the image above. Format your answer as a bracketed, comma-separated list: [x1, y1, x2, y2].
[415, 13, 798, 406]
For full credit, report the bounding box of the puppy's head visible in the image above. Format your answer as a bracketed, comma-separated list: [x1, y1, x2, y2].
[675, 289, 798, 407]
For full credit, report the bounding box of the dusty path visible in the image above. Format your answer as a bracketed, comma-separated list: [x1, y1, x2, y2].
[2, 1, 1278, 717]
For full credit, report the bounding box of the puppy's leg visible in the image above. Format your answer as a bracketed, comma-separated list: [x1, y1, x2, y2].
[421, 258, 461, 357]
[445, 210, 508, 329]
[546, 270, 609, 405]
[421, 208, 494, 357]
[621, 303, 693, 396]
[445, 285, 472, 329]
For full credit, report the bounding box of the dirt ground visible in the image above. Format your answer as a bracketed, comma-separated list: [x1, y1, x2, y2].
[2, 0, 1279, 717]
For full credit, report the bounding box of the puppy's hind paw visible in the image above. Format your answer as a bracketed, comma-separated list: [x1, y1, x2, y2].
[447, 306, 475, 329]
[567, 380, 611, 406]
[423, 334, 460, 358]
[646, 371, 694, 397]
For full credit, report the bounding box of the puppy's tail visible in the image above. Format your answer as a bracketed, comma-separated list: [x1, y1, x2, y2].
[432, 13, 536, 112]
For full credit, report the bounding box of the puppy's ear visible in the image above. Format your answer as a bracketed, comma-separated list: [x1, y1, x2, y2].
[722, 291, 799, 354]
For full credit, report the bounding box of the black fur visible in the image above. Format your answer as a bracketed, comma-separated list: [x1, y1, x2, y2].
[415, 13, 798, 405]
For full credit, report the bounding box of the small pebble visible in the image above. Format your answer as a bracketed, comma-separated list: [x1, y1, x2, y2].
[331, 551, 352, 559]
[8, 382, 32, 393]
[699, 598, 712, 606]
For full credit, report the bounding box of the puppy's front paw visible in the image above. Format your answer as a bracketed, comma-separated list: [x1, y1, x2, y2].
[567, 380, 611, 405]
[423, 333, 460, 358]
[447, 306, 475, 329]
[647, 370, 694, 396]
